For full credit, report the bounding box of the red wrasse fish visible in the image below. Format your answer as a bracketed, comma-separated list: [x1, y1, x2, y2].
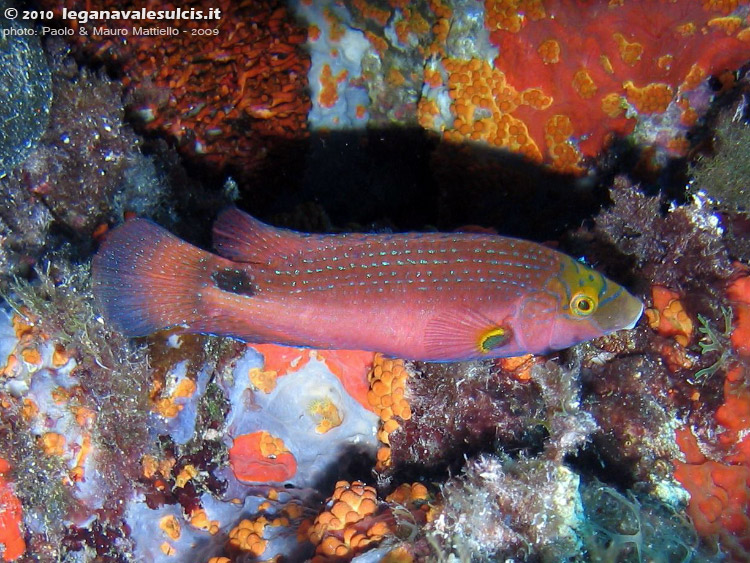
[92, 208, 643, 362]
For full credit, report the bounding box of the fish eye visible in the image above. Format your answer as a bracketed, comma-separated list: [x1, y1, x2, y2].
[571, 292, 597, 316]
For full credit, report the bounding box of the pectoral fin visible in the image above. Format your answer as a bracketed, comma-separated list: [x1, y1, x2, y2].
[424, 309, 514, 361]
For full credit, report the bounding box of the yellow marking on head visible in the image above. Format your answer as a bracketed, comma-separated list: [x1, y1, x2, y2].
[478, 326, 512, 353]
[549, 257, 611, 319]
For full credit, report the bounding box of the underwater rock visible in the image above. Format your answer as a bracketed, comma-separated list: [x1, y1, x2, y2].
[0, 0, 52, 178]
[0, 44, 166, 285]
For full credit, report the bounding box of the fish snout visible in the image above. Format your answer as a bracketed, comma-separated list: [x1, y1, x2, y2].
[593, 290, 644, 334]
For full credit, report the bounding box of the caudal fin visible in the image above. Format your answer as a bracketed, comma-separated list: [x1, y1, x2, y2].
[92, 219, 217, 337]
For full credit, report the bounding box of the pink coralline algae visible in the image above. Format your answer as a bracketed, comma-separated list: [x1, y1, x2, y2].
[419, 0, 750, 171]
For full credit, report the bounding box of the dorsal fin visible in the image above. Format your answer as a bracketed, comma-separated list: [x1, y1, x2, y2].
[212, 207, 309, 263]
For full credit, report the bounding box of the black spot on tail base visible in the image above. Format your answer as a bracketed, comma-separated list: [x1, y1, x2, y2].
[211, 267, 255, 297]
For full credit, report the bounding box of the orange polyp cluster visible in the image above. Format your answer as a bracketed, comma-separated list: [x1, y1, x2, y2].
[384, 482, 438, 524]
[386, 482, 429, 506]
[3, 310, 47, 380]
[1, 311, 100, 488]
[484, 0, 546, 33]
[644, 285, 694, 347]
[367, 354, 413, 470]
[537, 38, 560, 64]
[307, 480, 389, 561]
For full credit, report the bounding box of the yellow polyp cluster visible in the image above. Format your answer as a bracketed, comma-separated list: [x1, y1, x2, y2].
[440, 58, 546, 162]
[3, 310, 51, 379]
[40, 432, 65, 456]
[174, 464, 199, 488]
[613, 32, 643, 66]
[601, 93, 626, 118]
[159, 514, 182, 541]
[189, 508, 220, 535]
[319, 64, 348, 109]
[309, 398, 343, 434]
[227, 517, 270, 556]
[367, 354, 413, 470]
[386, 482, 440, 524]
[572, 69, 597, 99]
[702, 0, 741, 13]
[623, 81, 674, 114]
[707, 15, 744, 34]
[259, 431, 289, 458]
[141, 453, 176, 480]
[207, 558, 231, 563]
[308, 480, 389, 561]
[248, 366, 279, 393]
[682, 64, 707, 91]
[152, 375, 198, 419]
[484, 0, 545, 33]
[544, 114, 583, 173]
[644, 285, 695, 347]
[352, 0, 391, 26]
[537, 38, 560, 64]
